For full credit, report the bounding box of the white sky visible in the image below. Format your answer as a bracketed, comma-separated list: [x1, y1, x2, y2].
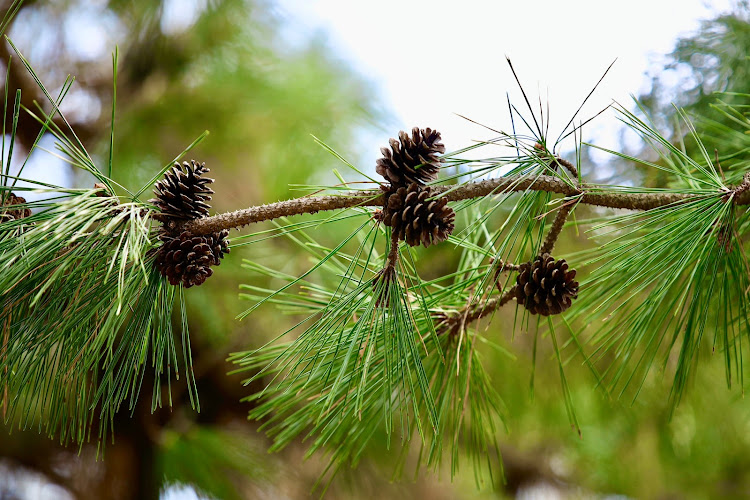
[274, 0, 735, 166]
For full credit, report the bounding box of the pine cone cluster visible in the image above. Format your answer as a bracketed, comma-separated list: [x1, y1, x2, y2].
[376, 127, 445, 187]
[514, 253, 578, 316]
[155, 230, 230, 288]
[150, 159, 229, 288]
[2, 193, 31, 220]
[383, 183, 455, 247]
[150, 160, 214, 222]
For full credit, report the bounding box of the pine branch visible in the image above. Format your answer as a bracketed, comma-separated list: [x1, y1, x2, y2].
[539, 199, 577, 255]
[181, 173, 750, 236]
[437, 290, 516, 337]
[554, 156, 579, 179]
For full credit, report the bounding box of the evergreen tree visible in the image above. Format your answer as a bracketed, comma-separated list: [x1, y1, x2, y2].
[3, 1, 750, 499]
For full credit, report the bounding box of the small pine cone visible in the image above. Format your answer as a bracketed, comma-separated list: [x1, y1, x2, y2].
[155, 230, 230, 288]
[383, 183, 455, 247]
[149, 160, 215, 222]
[376, 127, 445, 187]
[514, 253, 578, 316]
[2, 193, 32, 220]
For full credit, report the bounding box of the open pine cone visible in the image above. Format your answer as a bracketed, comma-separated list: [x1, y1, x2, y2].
[375, 127, 445, 187]
[150, 160, 214, 222]
[383, 183, 455, 247]
[155, 230, 230, 288]
[149, 159, 231, 288]
[514, 253, 578, 316]
[1, 193, 31, 220]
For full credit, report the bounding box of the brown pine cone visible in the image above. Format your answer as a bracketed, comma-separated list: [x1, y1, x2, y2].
[155, 229, 230, 288]
[1, 193, 32, 220]
[149, 160, 214, 222]
[383, 183, 455, 247]
[375, 127, 445, 187]
[206, 229, 230, 265]
[514, 253, 578, 316]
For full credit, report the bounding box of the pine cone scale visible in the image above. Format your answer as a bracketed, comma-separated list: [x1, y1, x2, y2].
[149, 160, 215, 222]
[515, 253, 579, 316]
[156, 229, 230, 288]
[382, 183, 455, 248]
[376, 127, 445, 187]
[150, 159, 230, 288]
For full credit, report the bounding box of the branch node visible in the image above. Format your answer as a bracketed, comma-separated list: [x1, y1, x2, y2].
[491, 258, 521, 292]
[436, 291, 516, 336]
[734, 172, 750, 198]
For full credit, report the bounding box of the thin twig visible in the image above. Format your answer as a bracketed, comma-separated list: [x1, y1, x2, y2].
[554, 156, 579, 179]
[539, 198, 578, 255]
[374, 230, 400, 308]
[437, 291, 516, 336]
[386, 230, 400, 270]
[533, 142, 579, 181]
[491, 259, 521, 293]
[490, 258, 521, 273]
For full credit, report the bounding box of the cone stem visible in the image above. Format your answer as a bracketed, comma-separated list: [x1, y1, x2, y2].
[386, 230, 400, 270]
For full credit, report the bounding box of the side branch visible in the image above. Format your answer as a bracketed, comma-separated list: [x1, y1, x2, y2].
[181, 174, 750, 235]
[539, 200, 576, 255]
[437, 291, 516, 336]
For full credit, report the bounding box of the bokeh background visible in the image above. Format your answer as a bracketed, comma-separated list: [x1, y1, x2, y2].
[1, 0, 750, 498]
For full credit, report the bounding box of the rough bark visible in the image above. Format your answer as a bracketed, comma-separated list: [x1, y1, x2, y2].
[182, 174, 749, 236]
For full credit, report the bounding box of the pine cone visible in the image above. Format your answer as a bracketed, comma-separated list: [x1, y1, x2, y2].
[155, 229, 230, 288]
[2, 193, 31, 220]
[383, 183, 455, 247]
[514, 253, 578, 316]
[150, 160, 214, 222]
[376, 127, 445, 187]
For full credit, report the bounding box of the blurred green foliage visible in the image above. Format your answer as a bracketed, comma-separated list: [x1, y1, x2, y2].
[3, 1, 750, 499]
[638, 5, 750, 183]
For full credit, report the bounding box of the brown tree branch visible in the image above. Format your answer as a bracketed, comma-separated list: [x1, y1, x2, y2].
[180, 173, 750, 236]
[539, 199, 578, 255]
[177, 191, 382, 234]
[554, 156, 579, 179]
[436, 291, 516, 336]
